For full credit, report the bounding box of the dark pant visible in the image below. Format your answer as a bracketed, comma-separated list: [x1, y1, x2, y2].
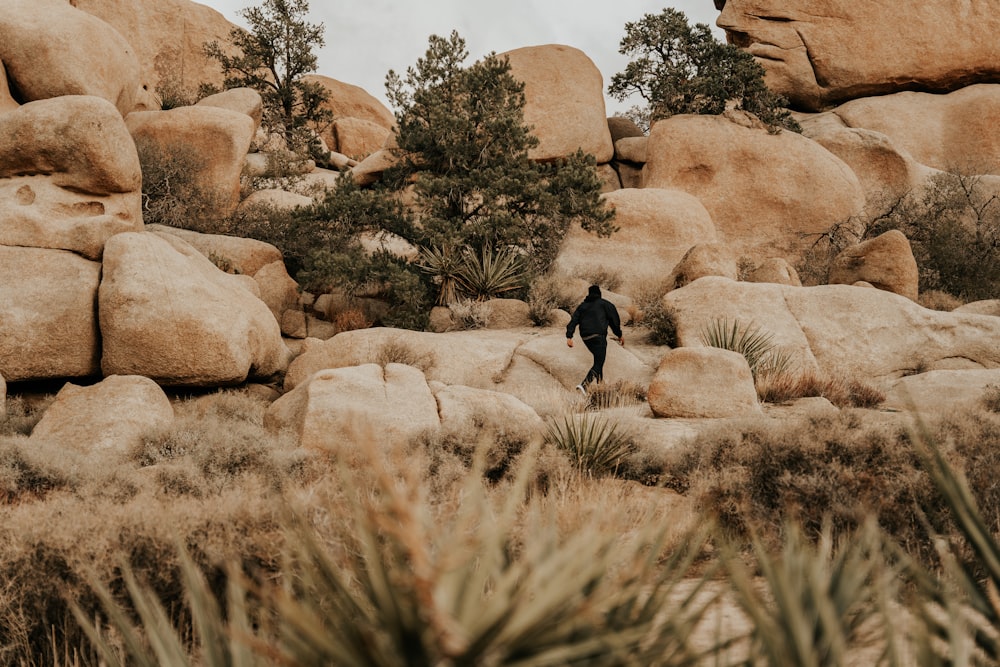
[582, 336, 607, 387]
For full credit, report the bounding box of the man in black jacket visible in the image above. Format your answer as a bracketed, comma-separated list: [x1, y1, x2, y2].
[566, 285, 623, 394]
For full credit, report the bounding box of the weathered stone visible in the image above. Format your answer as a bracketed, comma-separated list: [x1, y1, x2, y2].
[648, 347, 762, 418]
[430, 381, 544, 456]
[955, 301, 1000, 318]
[145, 225, 283, 277]
[253, 261, 304, 338]
[884, 369, 1000, 416]
[596, 164, 621, 193]
[332, 117, 391, 160]
[0, 61, 18, 114]
[746, 258, 802, 287]
[99, 231, 288, 386]
[483, 299, 533, 329]
[196, 87, 263, 132]
[0, 0, 142, 114]
[828, 85, 1000, 174]
[614, 137, 648, 164]
[715, 0, 1000, 111]
[514, 333, 655, 391]
[503, 44, 614, 163]
[351, 149, 400, 187]
[0, 247, 101, 382]
[303, 74, 395, 129]
[663, 276, 1000, 382]
[666, 243, 737, 291]
[265, 363, 439, 449]
[829, 230, 919, 301]
[643, 113, 864, 262]
[428, 307, 456, 333]
[73, 0, 237, 104]
[126, 105, 255, 221]
[607, 116, 645, 143]
[556, 188, 716, 294]
[29, 375, 173, 453]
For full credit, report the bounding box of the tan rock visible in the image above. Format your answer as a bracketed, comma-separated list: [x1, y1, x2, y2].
[643, 114, 864, 261]
[0, 0, 141, 114]
[596, 164, 621, 193]
[829, 85, 1000, 174]
[332, 117, 392, 160]
[428, 307, 456, 333]
[483, 299, 533, 329]
[196, 88, 263, 132]
[607, 116, 645, 143]
[556, 188, 716, 294]
[614, 137, 648, 164]
[0, 247, 101, 382]
[145, 225, 283, 277]
[254, 261, 304, 338]
[0, 62, 18, 114]
[746, 258, 802, 287]
[663, 276, 1000, 382]
[430, 382, 545, 458]
[99, 231, 288, 385]
[514, 332, 655, 391]
[126, 105, 255, 221]
[73, 0, 238, 104]
[648, 347, 762, 418]
[955, 301, 1000, 317]
[884, 369, 1000, 416]
[716, 0, 1000, 111]
[829, 230, 919, 301]
[300, 168, 344, 193]
[264, 363, 439, 449]
[29, 375, 173, 453]
[667, 243, 737, 290]
[351, 149, 401, 187]
[616, 162, 643, 189]
[503, 45, 614, 163]
[303, 74, 395, 129]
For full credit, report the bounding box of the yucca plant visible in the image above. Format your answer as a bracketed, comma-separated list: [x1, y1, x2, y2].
[418, 244, 465, 305]
[725, 519, 899, 666]
[545, 412, 635, 475]
[700, 318, 793, 381]
[455, 245, 527, 301]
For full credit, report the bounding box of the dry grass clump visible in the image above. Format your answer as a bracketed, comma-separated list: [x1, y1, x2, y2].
[447, 298, 491, 330]
[0, 394, 54, 437]
[756, 370, 886, 408]
[374, 338, 436, 372]
[982, 384, 1000, 413]
[584, 379, 648, 411]
[919, 289, 965, 311]
[663, 410, 946, 563]
[333, 306, 373, 333]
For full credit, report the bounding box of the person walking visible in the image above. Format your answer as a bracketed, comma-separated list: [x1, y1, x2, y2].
[566, 284, 623, 394]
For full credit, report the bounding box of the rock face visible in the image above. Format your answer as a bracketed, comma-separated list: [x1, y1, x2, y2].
[196, 88, 263, 132]
[884, 369, 1000, 415]
[746, 258, 802, 286]
[829, 230, 919, 301]
[647, 347, 762, 418]
[72, 0, 238, 104]
[643, 114, 864, 262]
[99, 232, 288, 386]
[29, 375, 174, 453]
[715, 0, 1000, 111]
[265, 363, 440, 449]
[303, 74, 395, 157]
[503, 44, 614, 163]
[332, 117, 391, 160]
[0, 247, 101, 382]
[666, 243, 738, 291]
[555, 188, 716, 294]
[663, 277, 1000, 382]
[0, 0, 142, 114]
[126, 105, 255, 221]
[824, 86, 1000, 174]
[0, 96, 143, 259]
[145, 225, 284, 276]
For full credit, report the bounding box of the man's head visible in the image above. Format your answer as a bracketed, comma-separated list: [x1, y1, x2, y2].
[713, 0, 1000, 110]
[587, 284, 602, 300]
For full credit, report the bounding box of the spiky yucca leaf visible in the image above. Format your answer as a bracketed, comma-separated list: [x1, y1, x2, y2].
[455, 245, 527, 300]
[725, 519, 893, 667]
[418, 244, 464, 305]
[700, 317, 791, 381]
[544, 412, 635, 475]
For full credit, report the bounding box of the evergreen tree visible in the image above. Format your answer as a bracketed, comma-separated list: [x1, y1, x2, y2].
[384, 31, 616, 283]
[204, 0, 332, 154]
[608, 8, 798, 132]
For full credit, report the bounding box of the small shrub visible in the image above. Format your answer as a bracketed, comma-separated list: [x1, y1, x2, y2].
[983, 385, 1000, 413]
[585, 380, 647, 411]
[756, 371, 885, 408]
[333, 307, 373, 333]
[577, 267, 622, 292]
[374, 339, 435, 372]
[447, 299, 491, 330]
[919, 289, 964, 311]
[0, 395, 52, 437]
[136, 138, 228, 231]
[641, 301, 678, 347]
[545, 413, 635, 475]
[526, 275, 563, 326]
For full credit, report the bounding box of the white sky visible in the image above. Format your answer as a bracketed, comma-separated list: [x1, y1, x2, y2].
[194, 0, 725, 114]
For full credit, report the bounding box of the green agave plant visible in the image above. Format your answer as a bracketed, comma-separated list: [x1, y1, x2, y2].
[544, 412, 635, 476]
[455, 245, 527, 301]
[700, 318, 793, 381]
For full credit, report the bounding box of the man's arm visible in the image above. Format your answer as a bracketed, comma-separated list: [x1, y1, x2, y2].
[606, 301, 623, 339]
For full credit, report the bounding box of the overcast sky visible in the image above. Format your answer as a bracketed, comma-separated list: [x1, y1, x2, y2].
[195, 0, 725, 115]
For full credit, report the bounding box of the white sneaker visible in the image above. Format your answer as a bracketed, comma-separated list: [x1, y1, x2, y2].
[575, 384, 587, 395]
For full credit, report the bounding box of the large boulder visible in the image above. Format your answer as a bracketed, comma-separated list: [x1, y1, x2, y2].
[145, 224, 284, 277]
[0, 247, 101, 382]
[746, 258, 802, 287]
[503, 45, 614, 163]
[253, 261, 305, 338]
[825, 86, 1000, 174]
[29, 375, 174, 453]
[0, 0, 142, 114]
[648, 347, 762, 418]
[828, 230, 919, 301]
[663, 277, 1000, 382]
[0, 62, 18, 113]
[126, 105, 255, 221]
[555, 188, 716, 294]
[196, 88, 263, 133]
[99, 231, 288, 386]
[332, 117, 392, 161]
[665, 243, 738, 291]
[265, 363, 439, 450]
[884, 369, 1000, 416]
[302, 74, 395, 155]
[643, 113, 864, 262]
[715, 0, 1000, 111]
[72, 0, 239, 104]
[0, 96, 143, 259]
[431, 382, 545, 455]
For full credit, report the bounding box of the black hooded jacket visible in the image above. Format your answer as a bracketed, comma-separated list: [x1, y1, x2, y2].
[566, 293, 622, 341]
